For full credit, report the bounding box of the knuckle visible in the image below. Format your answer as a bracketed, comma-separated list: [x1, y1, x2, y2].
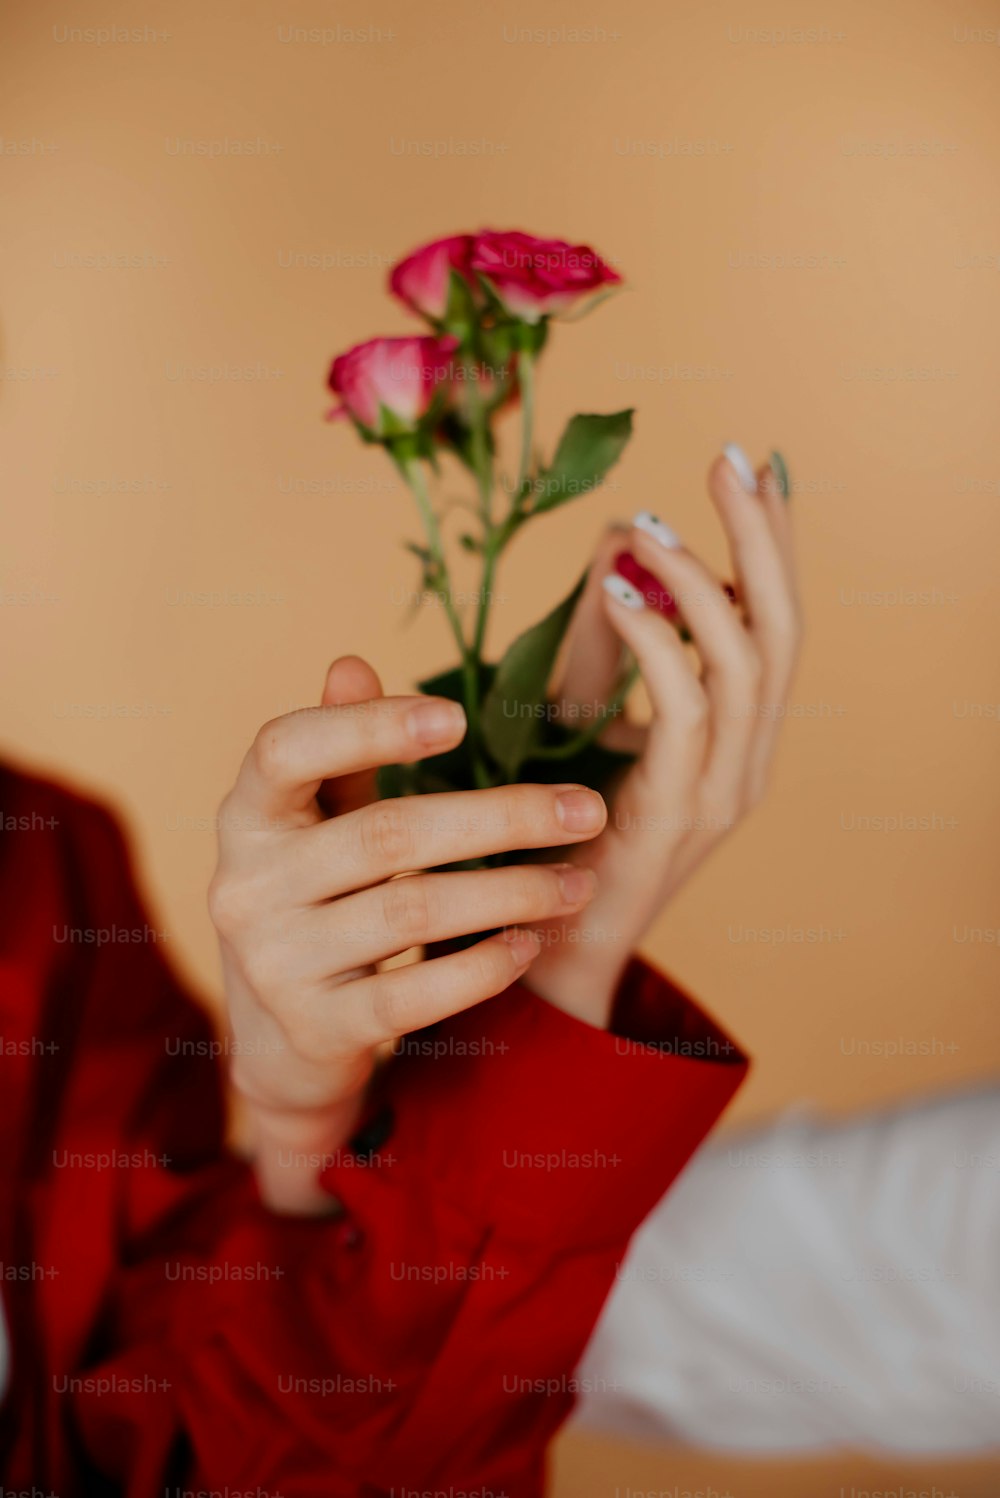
[508, 782, 556, 838]
[370, 977, 409, 1040]
[502, 782, 537, 823]
[381, 876, 432, 945]
[239, 940, 284, 1004]
[282, 1008, 330, 1064]
[526, 867, 568, 918]
[207, 873, 249, 936]
[251, 717, 291, 783]
[737, 645, 763, 692]
[359, 804, 415, 868]
[676, 688, 709, 733]
[467, 939, 506, 995]
[699, 781, 740, 837]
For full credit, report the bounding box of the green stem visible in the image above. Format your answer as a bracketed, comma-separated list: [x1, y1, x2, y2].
[514, 348, 535, 504]
[399, 454, 491, 788]
[468, 378, 496, 663]
[472, 347, 536, 662]
[531, 660, 639, 762]
[400, 457, 468, 661]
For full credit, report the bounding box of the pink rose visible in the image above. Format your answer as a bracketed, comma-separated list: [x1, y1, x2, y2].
[469, 230, 622, 323]
[327, 335, 458, 437]
[389, 235, 477, 322]
[614, 551, 679, 620]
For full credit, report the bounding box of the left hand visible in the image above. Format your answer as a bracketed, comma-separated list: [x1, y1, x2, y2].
[523, 446, 802, 1026]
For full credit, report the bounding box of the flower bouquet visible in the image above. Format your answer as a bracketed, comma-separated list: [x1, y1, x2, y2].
[327, 228, 644, 806]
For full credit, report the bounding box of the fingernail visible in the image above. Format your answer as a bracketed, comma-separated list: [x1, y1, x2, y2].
[555, 787, 605, 833]
[722, 442, 758, 495]
[633, 510, 682, 549]
[769, 449, 791, 501]
[554, 863, 598, 906]
[504, 929, 541, 968]
[602, 573, 645, 611]
[406, 698, 466, 747]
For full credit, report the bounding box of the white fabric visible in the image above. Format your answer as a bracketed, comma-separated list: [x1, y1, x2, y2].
[577, 1086, 1000, 1452]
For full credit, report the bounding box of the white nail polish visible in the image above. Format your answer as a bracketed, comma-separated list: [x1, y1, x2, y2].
[603, 573, 646, 611]
[722, 442, 758, 494]
[633, 510, 682, 549]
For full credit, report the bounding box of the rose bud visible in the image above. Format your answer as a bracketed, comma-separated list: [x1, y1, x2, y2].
[327, 335, 458, 440]
[389, 235, 477, 323]
[470, 230, 622, 324]
[613, 550, 680, 620]
[614, 553, 740, 632]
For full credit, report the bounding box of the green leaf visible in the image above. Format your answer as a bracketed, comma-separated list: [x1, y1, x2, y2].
[418, 661, 496, 702]
[534, 410, 633, 515]
[479, 574, 585, 779]
[521, 735, 635, 792]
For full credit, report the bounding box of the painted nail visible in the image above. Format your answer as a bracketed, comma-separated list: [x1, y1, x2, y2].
[555, 787, 605, 833]
[554, 863, 598, 906]
[769, 449, 791, 501]
[633, 510, 682, 549]
[602, 573, 646, 611]
[406, 698, 466, 746]
[722, 442, 758, 495]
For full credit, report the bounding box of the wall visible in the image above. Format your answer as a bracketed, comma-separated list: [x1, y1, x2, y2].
[2, 0, 999, 1127]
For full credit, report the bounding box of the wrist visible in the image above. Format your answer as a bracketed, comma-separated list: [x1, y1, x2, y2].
[520, 950, 629, 1030]
[241, 1088, 368, 1217]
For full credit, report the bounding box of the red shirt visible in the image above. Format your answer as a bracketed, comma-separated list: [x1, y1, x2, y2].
[0, 764, 747, 1494]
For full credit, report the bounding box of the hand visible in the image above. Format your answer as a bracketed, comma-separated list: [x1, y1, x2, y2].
[524, 448, 802, 1024]
[209, 655, 606, 1214]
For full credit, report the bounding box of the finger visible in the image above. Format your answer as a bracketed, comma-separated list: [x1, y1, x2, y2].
[318, 656, 384, 818]
[709, 451, 802, 803]
[294, 861, 598, 970]
[744, 461, 801, 804]
[233, 692, 467, 822]
[342, 928, 543, 1048]
[293, 781, 607, 902]
[630, 525, 759, 687]
[626, 529, 760, 816]
[555, 523, 631, 714]
[600, 575, 708, 792]
[757, 457, 797, 593]
[707, 450, 799, 683]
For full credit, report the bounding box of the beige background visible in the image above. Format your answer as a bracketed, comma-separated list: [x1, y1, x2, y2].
[3, 0, 999, 1489]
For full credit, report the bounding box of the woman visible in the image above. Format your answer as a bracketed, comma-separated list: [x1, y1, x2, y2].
[0, 447, 799, 1493]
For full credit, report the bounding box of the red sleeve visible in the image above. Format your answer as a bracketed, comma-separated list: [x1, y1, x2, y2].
[122, 964, 746, 1496]
[24, 775, 746, 1496]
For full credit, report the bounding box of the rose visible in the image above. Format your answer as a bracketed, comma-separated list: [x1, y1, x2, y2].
[613, 550, 679, 620]
[389, 235, 477, 323]
[613, 550, 739, 634]
[388, 229, 622, 330]
[326, 230, 635, 792]
[327, 335, 458, 440]
[469, 230, 622, 324]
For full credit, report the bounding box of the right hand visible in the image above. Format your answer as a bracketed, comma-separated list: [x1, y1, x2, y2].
[208, 655, 606, 1214]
